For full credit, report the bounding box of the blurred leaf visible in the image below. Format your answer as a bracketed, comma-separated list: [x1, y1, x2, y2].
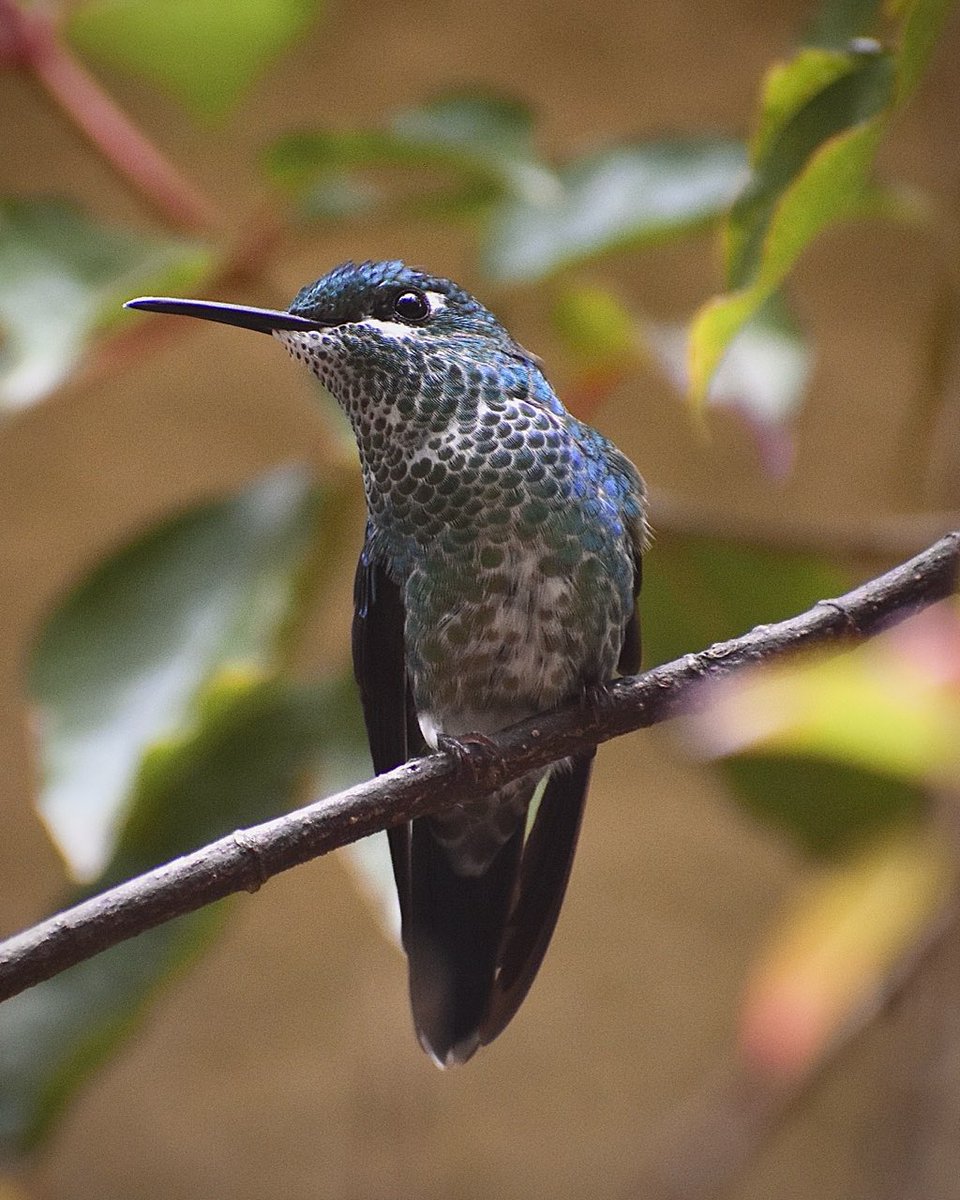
[726, 756, 925, 855]
[0, 672, 353, 1154]
[483, 138, 749, 283]
[692, 599, 960, 784]
[388, 92, 537, 186]
[688, 119, 899, 404]
[642, 533, 848, 669]
[805, 0, 883, 48]
[895, 0, 958, 102]
[680, 594, 960, 852]
[552, 284, 638, 369]
[746, 47, 874, 186]
[645, 293, 813, 476]
[645, 535, 929, 851]
[6, 466, 366, 1153]
[740, 828, 954, 1079]
[689, 0, 957, 403]
[265, 92, 554, 221]
[0, 199, 207, 411]
[67, 0, 322, 118]
[266, 107, 746, 268]
[29, 468, 320, 880]
[310, 674, 402, 949]
[292, 172, 381, 220]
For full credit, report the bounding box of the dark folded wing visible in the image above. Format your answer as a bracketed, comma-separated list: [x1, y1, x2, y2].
[351, 530, 425, 927]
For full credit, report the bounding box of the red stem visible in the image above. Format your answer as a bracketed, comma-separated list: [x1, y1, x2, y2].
[0, 0, 220, 234]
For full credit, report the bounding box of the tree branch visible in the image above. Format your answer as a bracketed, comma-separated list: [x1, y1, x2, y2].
[0, 532, 957, 1005]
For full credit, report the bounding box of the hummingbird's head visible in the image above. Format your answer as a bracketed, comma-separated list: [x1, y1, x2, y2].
[287, 259, 510, 346]
[125, 260, 544, 437]
[126, 260, 525, 354]
[279, 261, 543, 422]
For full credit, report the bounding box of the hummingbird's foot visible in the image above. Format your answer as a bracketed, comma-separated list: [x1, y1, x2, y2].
[436, 732, 504, 787]
[580, 681, 613, 726]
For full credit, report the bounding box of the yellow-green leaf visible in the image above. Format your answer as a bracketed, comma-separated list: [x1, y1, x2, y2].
[741, 828, 954, 1078]
[686, 0, 957, 405]
[552, 284, 639, 369]
[896, 0, 958, 102]
[692, 598, 960, 784]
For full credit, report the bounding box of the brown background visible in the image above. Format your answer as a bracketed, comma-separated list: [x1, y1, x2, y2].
[1, 1, 959, 1196]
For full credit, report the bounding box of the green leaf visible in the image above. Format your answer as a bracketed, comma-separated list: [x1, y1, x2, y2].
[0, 673, 350, 1154]
[689, 119, 887, 402]
[265, 107, 747, 263]
[805, 0, 883, 50]
[643, 534, 848, 669]
[686, 598, 960, 852]
[0, 199, 207, 411]
[292, 672, 408, 949]
[694, 600, 960, 783]
[67, 0, 322, 118]
[388, 92, 536, 178]
[727, 46, 894, 290]
[264, 92, 553, 220]
[482, 138, 749, 283]
[4, 468, 362, 1153]
[29, 468, 320, 880]
[726, 756, 925, 855]
[644, 535, 926, 853]
[745, 47, 878, 205]
[895, 0, 958, 102]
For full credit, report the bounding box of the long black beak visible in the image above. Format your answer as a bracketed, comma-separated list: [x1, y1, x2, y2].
[124, 297, 329, 336]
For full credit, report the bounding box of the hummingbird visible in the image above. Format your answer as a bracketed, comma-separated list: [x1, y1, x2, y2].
[126, 261, 649, 1066]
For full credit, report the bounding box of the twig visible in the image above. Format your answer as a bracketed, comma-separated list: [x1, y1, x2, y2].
[0, 532, 957, 1005]
[0, 0, 219, 233]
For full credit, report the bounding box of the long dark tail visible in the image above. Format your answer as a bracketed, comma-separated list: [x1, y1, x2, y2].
[407, 816, 525, 1066]
[404, 751, 595, 1066]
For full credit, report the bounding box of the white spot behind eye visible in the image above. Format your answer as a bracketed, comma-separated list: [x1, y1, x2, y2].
[358, 318, 422, 339]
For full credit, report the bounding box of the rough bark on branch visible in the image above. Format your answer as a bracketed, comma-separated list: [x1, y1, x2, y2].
[0, 531, 957, 1005]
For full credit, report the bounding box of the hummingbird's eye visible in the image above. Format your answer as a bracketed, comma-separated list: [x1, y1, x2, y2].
[393, 290, 431, 323]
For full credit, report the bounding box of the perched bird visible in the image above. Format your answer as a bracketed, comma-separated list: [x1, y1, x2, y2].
[126, 261, 649, 1066]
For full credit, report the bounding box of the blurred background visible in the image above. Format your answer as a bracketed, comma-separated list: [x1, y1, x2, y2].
[1, 0, 959, 1197]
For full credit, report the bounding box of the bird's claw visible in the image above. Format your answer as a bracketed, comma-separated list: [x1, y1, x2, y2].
[580, 682, 612, 725]
[436, 732, 503, 786]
